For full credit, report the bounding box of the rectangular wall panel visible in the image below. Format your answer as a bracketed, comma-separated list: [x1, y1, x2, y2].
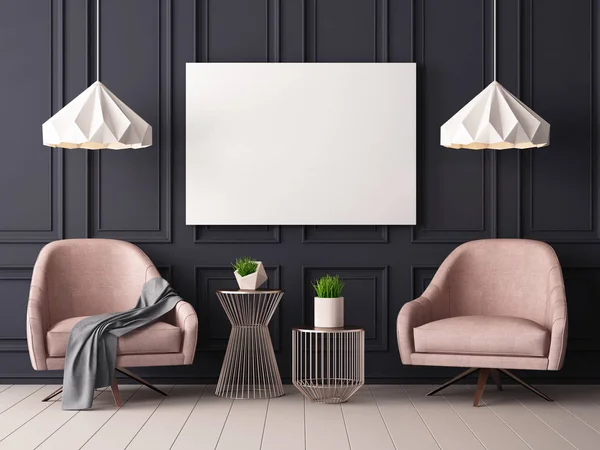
[388, 0, 413, 62]
[0, 0, 62, 242]
[302, 226, 388, 243]
[411, 266, 437, 300]
[192, 0, 276, 242]
[302, 267, 388, 351]
[195, 266, 281, 351]
[520, 0, 597, 241]
[206, 0, 268, 62]
[87, 0, 171, 242]
[311, 0, 376, 62]
[412, 0, 496, 242]
[0, 268, 32, 353]
[280, 0, 303, 62]
[194, 226, 280, 243]
[562, 267, 600, 351]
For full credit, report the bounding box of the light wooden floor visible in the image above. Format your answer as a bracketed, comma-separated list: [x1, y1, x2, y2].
[1, 384, 600, 450]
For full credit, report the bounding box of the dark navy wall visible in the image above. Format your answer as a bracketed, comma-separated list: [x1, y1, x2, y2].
[1, 0, 598, 383]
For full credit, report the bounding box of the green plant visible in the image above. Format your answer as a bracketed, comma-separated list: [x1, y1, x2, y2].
[232, 256, 258, 277]
[312, 274, 345, 298]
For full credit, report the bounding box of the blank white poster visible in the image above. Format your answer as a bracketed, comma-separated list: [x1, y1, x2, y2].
[186, 63, 416, 225]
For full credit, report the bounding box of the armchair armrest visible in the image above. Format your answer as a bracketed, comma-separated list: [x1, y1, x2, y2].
[397, 267, 450, 365]
[172, 301, 198, 365]
[546, 266, 567, 370]
[27, 284, 48, 370]
[148, 270, 198, 364]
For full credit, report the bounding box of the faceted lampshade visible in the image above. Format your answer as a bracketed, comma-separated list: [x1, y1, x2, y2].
[42, 81, 152, 150]
[440, 81, 550, 150]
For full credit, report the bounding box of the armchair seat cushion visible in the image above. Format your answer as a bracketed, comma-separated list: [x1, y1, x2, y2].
[413, 315, 550, 357]
[46, 316, 182, 357]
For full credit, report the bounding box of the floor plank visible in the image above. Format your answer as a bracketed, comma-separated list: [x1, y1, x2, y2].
[305, 396, 350, 450]
[0, 386, 12, 395]
[261, 385, 305, 450]
[170, 386, 233, 450]
[341, 387, 396, 450]
[370, 385, 440, 450]
[0, 386, 60, 441]
[439, 385, 530, 450]
[0, 389, 106, 450]
[403, 385, 485, 450]
[0, 385, 44, 415]
[543, 385, 600, 433]
[126, 385, 204, 450]
[510, 385, 600, 450]
[216, 397, 269, 450]
[473, 385, 574, 450]
[80, 385, 173, 450]
[36, 386, 140, 450]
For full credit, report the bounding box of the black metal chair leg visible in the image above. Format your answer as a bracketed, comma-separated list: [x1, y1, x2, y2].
[427, 367, 479, 397]
[42, 386, 63, 402]
[115, 367, 168, 396]
[498, 369, 553, 402]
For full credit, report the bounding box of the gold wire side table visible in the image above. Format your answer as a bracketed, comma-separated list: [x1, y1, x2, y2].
[215, 290, 284, 399]
[292, 326, 364, 403]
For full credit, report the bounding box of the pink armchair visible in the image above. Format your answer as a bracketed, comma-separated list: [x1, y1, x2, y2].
[26, 238, 198, 406]
[397, 239, 567, 406]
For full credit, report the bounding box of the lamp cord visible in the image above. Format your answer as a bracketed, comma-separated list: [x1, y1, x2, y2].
[96, 0, 100, 82]
[493, 0, 497, 81]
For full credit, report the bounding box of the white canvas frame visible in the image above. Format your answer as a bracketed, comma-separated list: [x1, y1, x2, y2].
[186, 63, 416, 225]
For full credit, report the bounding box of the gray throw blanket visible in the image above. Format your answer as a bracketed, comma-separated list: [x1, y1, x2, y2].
[62, 277, 182, 410]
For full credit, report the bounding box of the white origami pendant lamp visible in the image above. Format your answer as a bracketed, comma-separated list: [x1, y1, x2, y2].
[440, 0, 549, 150]
[42, 0, 151, 150]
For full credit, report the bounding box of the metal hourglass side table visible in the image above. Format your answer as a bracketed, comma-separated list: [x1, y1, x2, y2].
[215, 289, 284, 399]
[292, 326, 364, 403]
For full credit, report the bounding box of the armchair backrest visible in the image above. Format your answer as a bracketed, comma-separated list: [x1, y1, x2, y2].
[32, 239, 160, 327]
[438, 239, 563, 327]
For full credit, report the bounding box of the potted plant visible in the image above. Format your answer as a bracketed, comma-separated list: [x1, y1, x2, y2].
[232, 256, 268, 290]
[312, 274, 345, 328]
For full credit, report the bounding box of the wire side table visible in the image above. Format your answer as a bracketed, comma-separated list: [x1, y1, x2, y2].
[292, 326, 364, 403]
[215, 290, 284, 399]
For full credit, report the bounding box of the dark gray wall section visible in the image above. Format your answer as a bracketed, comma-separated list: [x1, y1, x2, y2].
[0, 0, 598, 383]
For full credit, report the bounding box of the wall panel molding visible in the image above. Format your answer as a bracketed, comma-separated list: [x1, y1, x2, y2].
[298, 0, 390, 242]
[562, 266, 600, 351]
[0, 267, 33, 353]
[191, 0, 281, 243]
[155, 264, 173, 284]
[302, 226, 388, 243]
[411, 0, 497, 243]
[86, 0, 172, 243]
[0, 0, 64, 243]
[519, 0, 599, 242]
[194, 226, 280, 243]
[410, 265, 437, 300]
[302, 266, 388, 352]
[302, 0, 382, 63]
[194, 265, 281, 352]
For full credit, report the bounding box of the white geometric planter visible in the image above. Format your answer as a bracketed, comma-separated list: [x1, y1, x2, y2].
[314, 297, 344, 328]
[234, 261, 268, 290]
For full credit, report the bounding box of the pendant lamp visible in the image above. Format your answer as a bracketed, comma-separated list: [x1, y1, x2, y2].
[42, 0, 152, 150]
[440, 0, 549, 150]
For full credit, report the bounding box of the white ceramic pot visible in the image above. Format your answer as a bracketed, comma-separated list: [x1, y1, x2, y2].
[234, 261, 268, 290]
[314, 297, 344, 328]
